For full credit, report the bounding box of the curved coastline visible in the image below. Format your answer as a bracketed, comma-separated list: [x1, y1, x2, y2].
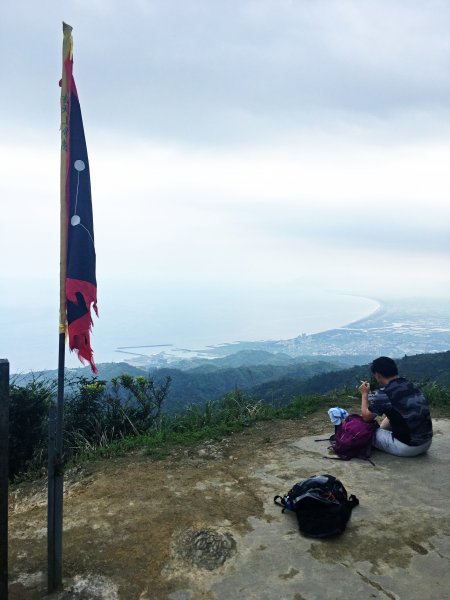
[113, 296, 383, 358]
[201, 295, 383, 348]
[335, 296, 382, 330]
[293, 295, 382, 339]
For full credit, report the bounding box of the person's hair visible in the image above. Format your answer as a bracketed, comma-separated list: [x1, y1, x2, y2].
[370, 356, 398, 378]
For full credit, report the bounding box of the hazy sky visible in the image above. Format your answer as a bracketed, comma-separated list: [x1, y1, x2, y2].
[1, 1, 450, 370]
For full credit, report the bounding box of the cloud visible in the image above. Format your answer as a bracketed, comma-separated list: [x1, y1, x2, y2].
[2, 1, 450, 145]
[3, 128, 448, 298]
[1, 0, 449, 353]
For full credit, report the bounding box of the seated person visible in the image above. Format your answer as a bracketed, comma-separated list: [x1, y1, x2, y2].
[359, 356, 433, 457]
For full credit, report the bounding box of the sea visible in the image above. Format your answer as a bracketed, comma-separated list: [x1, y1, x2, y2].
[1, 280, 379, 374]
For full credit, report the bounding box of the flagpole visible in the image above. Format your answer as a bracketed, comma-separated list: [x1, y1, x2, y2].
[0, 360, 10, 599]
[48, 21, 72, 593]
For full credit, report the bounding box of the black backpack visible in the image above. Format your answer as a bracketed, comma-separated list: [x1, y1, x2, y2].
[274, 474, 359, 538]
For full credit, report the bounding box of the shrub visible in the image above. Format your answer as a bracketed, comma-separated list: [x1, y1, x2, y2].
[9, 378, 54, 480]
[422, 382, 450, 411]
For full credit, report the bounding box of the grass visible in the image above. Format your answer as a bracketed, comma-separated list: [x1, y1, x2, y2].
[68, 388, 360, 466]
[12, 382, 450, 480]
[421, 382, 450, 417]
[71, 382, 450, 467]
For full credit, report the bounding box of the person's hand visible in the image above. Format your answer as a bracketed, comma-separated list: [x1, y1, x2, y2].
[359, 381, 370, 394]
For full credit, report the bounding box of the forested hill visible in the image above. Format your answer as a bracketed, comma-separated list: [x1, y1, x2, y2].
[248, 351, 450, 405]
[13, 351, 449, 413]
[151, 360, 343, 412]
[12, 358, 344, 412]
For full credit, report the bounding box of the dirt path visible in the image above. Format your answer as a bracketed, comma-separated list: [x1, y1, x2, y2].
[9, 415, 327, 599]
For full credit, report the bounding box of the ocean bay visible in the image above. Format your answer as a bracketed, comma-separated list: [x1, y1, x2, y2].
[1, 279, 379, 373]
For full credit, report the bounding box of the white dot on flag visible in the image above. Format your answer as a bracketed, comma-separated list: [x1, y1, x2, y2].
[71, 215, 81, 226]
[74, 160, 85, 171]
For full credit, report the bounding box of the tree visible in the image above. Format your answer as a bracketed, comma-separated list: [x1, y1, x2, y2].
[113, 374, 172, 431]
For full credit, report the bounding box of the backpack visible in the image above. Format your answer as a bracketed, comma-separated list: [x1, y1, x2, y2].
[322, 414, 379, 464]
[274, 474, 359, 538]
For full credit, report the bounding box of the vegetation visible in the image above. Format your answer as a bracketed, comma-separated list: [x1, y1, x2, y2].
[14, 351, 449, 415]
[9, 374, 171, 481]
[7, 350, 450, 482]
[13, 358, 348, 412]
[249, 351, 450, 402]
[9, 378, 54, 479]
[421, 381, 450, 416]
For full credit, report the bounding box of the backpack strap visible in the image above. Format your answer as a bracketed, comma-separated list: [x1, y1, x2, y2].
[274, 495, 287, 510]
[314, 434, 336, 442]
[347, 494, 359, 509]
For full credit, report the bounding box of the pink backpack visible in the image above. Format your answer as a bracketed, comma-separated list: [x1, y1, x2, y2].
[318, 415, 379, 465]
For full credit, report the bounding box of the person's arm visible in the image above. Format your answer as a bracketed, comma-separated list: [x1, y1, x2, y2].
[359, 381, 377, 421]
[380, 417, 391, 430]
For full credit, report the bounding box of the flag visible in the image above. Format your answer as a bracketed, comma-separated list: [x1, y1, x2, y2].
[60, 23, 98, 373]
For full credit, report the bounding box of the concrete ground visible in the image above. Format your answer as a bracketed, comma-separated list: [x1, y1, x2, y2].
[8, 417, 450, 600]
[165, 420, 450, 600]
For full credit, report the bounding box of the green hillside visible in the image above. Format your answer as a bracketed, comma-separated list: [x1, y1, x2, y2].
[12, 358, 345, 412]
[12, 362, 147, 387]
[151, 359, 343, 411]
[12, 350, 449, 413]
[7, 350, 449, 483]
[248, 351, 450, 404]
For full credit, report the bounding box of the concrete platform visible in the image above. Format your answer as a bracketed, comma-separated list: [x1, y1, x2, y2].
[169, 419, 450, 600]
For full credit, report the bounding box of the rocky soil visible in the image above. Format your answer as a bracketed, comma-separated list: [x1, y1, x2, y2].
[9, 414, 327, 599]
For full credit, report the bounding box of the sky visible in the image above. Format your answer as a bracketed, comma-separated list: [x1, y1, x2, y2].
[1, 1, 450, 371]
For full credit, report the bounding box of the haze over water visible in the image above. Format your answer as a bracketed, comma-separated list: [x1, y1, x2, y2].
[1, 280, 379, 373]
